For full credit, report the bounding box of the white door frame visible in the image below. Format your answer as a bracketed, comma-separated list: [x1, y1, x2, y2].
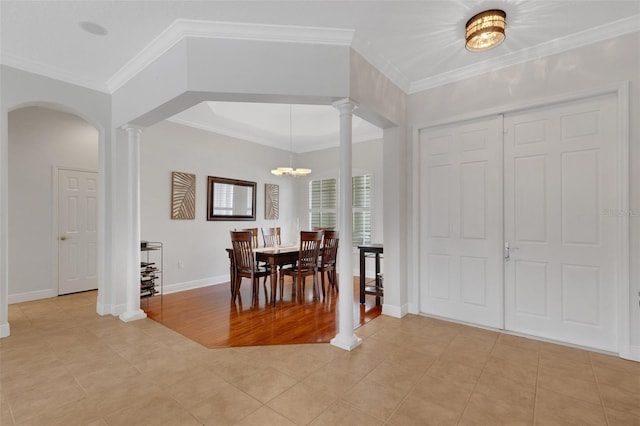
[411, 82, 630, 359]
[52, 166, 99, 296]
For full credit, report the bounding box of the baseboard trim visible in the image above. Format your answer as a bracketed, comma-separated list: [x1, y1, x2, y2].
[628, 345, 640, 362]
[8, 289, 57, 304]
[0, 322, 10, 338]
[382, 303, 409, 318]
[162, 276, 227, 295]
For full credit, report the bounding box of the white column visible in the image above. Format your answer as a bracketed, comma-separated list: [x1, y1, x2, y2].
[119, 125, 146, 322]
[0, 109, 10, 338]
[330, 99, 362, 351]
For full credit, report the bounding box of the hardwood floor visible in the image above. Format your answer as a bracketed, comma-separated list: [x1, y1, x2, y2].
[142, 276, 382, 348]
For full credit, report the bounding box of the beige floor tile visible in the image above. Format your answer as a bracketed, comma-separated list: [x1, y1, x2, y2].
[388, 395, 461, 426]
[538, 369, 601, 405]
[235, 405, 297, 426]
[72, 361, 142, 395]
[327, 349, 385, 378]
[1, 393, 14, 426]
[410, 373, 475, 413]
[590, 352, 640, 374]
[6, 375, 87, 424]
[459, 392, 534, 426]
[491, 341, 540, 366]
[86, 374, 165, 417]
[426, 358, 482, 386]
[539, 342, 592, 365]
[539, 356, 596, 383]
[268, 382, 336, 425]
[104, 395, 200, 426]
[606, 408, 640, 426]
[534, 387, 607, 426]
[593, 364, 640, 394]
[17, 397, 101, 426]
[343, 376, 408, 422]
[482, 355, 538, 389]
[475, 371, 536, 407]
[497, 333, 541, 352]
[309, 401, 384, 426]
[163, 365, 231, 408]
[234, 366, 299, 404]
[599, 383, 640, 417]
[302, 365, 362, 397]
[365, 359, 427, 394]
[189, 385, 262, 425]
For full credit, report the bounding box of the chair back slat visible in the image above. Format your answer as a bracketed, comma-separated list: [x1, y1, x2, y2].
[237, 228, 259, 248]
[230, 231, 256, 274]
[261, 227, 281, 247]
[298, 231, 323, 269]
[321, 230, 339, 266]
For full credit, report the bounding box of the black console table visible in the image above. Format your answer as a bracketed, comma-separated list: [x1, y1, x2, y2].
[358, 244, 384, 305]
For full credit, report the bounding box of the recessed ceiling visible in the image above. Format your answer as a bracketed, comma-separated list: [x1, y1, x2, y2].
[168, 102, 383, 153]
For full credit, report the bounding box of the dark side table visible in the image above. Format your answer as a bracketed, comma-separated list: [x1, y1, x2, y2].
[358, 244, 384, 305]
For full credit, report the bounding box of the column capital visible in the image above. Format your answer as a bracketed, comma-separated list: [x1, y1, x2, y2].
[332, 98, 358, 113]
[121, 124, 144, 136]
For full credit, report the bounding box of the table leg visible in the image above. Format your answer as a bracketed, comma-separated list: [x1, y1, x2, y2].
[269, 258, 278, 305]
[375, 253, 381, 306]
[360, 248, 366, 304]
[229, 253, 235, 296]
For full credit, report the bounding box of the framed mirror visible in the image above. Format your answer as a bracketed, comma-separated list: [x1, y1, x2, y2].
[207, 176, 257, 221]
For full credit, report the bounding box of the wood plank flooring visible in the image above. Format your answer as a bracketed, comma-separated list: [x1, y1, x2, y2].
[142, 276, 382, 348]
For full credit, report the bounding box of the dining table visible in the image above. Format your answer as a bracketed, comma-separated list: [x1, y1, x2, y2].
[226, 244, 299, 304]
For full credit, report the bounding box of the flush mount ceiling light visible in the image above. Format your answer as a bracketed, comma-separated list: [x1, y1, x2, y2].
[271, 105, 311, 177]
[465, 9, 506, 52]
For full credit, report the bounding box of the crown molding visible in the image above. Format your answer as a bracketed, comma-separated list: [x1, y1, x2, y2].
[0, 52, 109, 93]
[408, 15, 640, 94]
[107, 19, 355, 93]
[350, 36, 412, 93]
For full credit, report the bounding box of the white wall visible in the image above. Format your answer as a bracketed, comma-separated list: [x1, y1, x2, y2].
[8, 106, 98, 301]
[408, 32, 640, 352]
[140, 120, 299, 292]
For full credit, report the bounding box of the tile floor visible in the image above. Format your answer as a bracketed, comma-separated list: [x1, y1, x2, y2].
[1, 291, 639, 425]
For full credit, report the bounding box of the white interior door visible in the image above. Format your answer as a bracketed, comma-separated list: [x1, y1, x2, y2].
[419, 117, 503, 328]
[503, 94, 618, 352]
[58, 169, 98, 295]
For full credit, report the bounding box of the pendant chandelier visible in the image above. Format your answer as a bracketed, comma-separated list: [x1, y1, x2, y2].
[271, 104, 311, 177]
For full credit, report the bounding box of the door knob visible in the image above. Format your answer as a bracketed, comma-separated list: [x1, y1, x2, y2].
[60, 236, 67, 241]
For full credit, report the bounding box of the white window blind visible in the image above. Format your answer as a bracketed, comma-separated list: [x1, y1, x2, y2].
[308, 175, 372, 246]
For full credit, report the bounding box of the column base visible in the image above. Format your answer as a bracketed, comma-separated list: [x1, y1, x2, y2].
[119, 309, 147, 322]
[330, 333, 362, 351]
[0, 322, 10, 338]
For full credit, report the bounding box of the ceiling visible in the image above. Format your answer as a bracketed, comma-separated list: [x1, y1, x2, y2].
[2, 1, 638, 151]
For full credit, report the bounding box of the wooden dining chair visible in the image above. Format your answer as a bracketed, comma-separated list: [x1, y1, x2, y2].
[229, 230, 270, 304]
[237, 228, 260, 248]
[261, 227, 281, 247]
[279, 230, 323, 301]
[318, 230, 339, 297]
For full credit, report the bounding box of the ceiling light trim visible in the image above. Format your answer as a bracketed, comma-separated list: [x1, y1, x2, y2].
[107, 19, 354, 93]
[409, 14, 640, 94]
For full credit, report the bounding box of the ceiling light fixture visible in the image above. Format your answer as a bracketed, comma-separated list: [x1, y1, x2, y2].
[465, 9, 506, 52]
[271, 105, 311, 177]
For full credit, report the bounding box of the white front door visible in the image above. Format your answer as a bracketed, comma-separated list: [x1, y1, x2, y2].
[419, 117, 503, 328]
[58, 169, 98, 295]
[503, 94, 619, 351]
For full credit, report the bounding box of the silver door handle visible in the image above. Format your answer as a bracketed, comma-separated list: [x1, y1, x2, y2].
[505, 241, 519, 261]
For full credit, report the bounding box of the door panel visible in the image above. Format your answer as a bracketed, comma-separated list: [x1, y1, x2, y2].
[419, 117, 503, 328]
[58, 169, 98, 295]
[504, 94, 618, 351]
